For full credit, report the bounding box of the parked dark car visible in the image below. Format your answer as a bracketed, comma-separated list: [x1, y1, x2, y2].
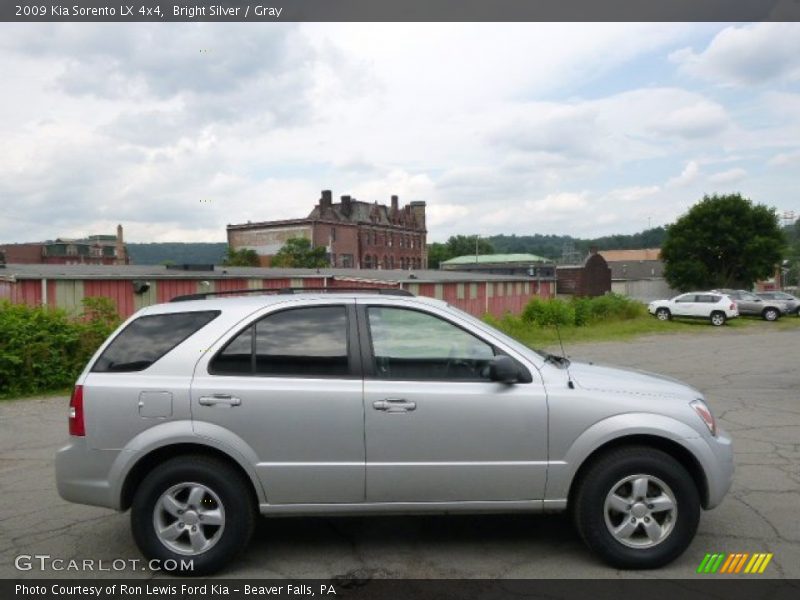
[756, 291, 800, 316]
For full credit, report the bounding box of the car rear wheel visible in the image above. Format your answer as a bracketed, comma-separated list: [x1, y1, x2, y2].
[131, 455, 256, 576]
[710, 311, 726, 326]
[573, 446, 700, 569]
[655, 308, 671, 321]
[762, 308, 779, 321]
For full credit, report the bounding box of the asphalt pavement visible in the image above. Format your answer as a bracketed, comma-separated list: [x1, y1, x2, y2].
[1, 326, 798, 580]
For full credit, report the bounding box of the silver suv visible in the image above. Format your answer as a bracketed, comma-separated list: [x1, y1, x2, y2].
[55, 289, 733, 574]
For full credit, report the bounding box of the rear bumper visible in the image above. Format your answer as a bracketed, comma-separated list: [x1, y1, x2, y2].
[55, 437, 122, 510]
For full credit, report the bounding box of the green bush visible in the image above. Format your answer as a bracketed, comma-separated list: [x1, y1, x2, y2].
[495, 293, 645, 335]
[0, 298, 120, 398]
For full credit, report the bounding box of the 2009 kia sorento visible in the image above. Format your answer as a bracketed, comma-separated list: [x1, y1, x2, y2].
[55, 288, 733, 575]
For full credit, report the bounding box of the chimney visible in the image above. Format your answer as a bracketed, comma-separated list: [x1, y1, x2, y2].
[589, 245, 598, 255]
[391, 195, 399, 212]
[409, 201, 426, 230]
[320, 189, 332, 210]
[116, 224, 126, 265]
[341, 195, 352, 217]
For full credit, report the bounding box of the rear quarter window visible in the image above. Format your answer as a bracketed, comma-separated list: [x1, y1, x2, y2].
[92, 311, 220, 373]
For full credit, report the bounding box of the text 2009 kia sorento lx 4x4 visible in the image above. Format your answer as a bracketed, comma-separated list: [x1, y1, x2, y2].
[56, 288, 733, 575]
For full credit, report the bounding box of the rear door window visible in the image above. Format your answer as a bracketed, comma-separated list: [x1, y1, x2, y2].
[210, 305, 351, 377]
[92, 311, 220, 372]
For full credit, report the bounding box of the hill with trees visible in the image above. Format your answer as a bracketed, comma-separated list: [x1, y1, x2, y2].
[127, 243, 227, 265]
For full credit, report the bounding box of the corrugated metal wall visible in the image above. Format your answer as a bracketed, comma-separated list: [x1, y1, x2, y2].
[2, 275, 552, 319]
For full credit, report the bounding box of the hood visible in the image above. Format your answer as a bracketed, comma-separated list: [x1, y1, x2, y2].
[567, 361, 700, 401]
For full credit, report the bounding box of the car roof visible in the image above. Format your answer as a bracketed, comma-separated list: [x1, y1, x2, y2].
[136, 292, 449, 316]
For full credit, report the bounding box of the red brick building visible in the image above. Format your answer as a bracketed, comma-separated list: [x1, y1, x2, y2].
[227, 190, 427, 269]
[0, 225, 129, 266]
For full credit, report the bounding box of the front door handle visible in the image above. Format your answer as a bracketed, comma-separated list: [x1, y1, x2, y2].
[372, 398, 417, 413]
[198, 394, 241, 407]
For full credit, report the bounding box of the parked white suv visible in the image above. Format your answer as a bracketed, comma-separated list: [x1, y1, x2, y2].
[648, 292, 738, 326]
[56, 288, 733, 574]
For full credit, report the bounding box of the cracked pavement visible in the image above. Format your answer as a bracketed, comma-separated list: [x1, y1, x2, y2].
[1, 327, 797, 579]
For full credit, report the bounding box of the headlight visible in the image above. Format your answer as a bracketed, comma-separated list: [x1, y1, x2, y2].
[690, 399, 717, 436]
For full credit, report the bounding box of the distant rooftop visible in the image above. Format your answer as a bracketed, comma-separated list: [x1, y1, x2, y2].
[0, 263, 535, 284]
[599, 248, 662, 262]
[441, 253, 551, 265]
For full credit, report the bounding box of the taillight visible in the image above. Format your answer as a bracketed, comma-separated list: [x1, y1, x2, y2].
[69, 385, 85, 436]
[730, 303, 736, 310]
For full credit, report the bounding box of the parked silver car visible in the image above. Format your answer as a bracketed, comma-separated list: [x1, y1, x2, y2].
[55, 289, 733, 574]
[756, 291, 800, 316]
[713, 289, 786, 321]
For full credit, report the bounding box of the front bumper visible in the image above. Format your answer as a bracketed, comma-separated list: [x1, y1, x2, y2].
[690, 427, 734, 509]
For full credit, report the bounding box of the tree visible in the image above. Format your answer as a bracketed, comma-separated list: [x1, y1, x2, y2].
[271, 237, 328, 268]
[222, 247, 260, 267]
[446, 235, 495, 258]
[661, 194, 785, 291]
[427, 235, 495, 268]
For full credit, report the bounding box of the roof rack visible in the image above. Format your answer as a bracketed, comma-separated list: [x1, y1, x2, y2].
[170, 286, 414, 302]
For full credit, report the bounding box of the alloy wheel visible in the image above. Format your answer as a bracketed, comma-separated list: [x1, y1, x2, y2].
[603, 474, 677, 549]
[153, 482, 225, 555]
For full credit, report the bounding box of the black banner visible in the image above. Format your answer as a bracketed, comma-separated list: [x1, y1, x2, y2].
[5, 579, 800, 600]
[4, 0, 800, 23]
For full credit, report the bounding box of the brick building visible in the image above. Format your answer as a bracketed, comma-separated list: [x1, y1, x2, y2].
[227, 190, 427, 269]
[0, 225, 129, 266]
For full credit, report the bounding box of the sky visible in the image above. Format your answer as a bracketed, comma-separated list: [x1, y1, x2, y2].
[1, 22, 799, 244]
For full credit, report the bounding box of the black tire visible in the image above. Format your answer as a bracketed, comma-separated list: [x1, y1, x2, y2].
[573, 446, 700, 569]
[655, 308, 671, 321]
[762, 307, 779, 322]
[710, 311, 726, 326]
[131, 455, 256, 576]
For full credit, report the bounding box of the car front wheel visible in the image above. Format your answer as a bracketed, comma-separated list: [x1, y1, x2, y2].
[131, 455, 256, 576]
[655, 308, 671, 321]
[573, 446, 700, 569]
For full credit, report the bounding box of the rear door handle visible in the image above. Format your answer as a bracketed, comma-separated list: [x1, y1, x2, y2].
[372, 398, 417, 413]
[198, 394, 241, 407]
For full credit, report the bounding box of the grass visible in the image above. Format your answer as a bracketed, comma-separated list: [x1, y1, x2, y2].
[489, 311, 800, 349]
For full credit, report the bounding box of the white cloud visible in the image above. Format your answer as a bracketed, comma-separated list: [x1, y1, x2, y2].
[667, 161, 701, 188]
[707, 168, 747, 185]
[670, 23, 800, 86]
[0, 22, 797, 246]
[768, 150, 800, 167]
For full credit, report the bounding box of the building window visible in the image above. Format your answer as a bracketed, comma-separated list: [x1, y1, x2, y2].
[389, 256, 395, 269]
[341, 254, 353, 268]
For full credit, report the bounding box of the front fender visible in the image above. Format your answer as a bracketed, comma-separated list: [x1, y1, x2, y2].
[110, 419, 267, 509]
[545, 412, 704, 502]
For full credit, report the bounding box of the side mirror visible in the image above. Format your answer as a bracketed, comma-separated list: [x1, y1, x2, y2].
[489, 355, 519, 384]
